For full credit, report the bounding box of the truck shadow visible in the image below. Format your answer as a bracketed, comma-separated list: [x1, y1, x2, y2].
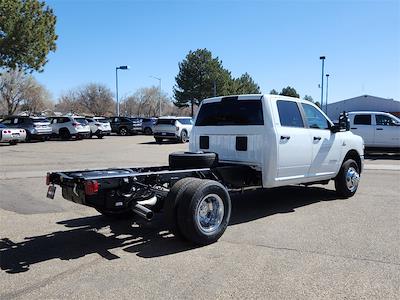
[1, 186, 338, 274]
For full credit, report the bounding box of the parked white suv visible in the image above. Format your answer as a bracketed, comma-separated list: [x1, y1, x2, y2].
[153, 117, 193, 143]
[50, 116, 91, 140]
[348, 111, 400, 152]
[86, 117, 111, 138]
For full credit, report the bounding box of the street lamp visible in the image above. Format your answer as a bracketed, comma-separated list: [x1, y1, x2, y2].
[319, 56, 326, 109]
[325, 74, 330, 114]
[150, 75, 162, 116]
[115, 65, 130, 116]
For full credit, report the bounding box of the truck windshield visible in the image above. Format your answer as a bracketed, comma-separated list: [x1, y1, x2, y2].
[195, 99, 264, 126]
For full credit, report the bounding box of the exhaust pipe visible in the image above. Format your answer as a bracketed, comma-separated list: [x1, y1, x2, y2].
[132, 203, 154, 221]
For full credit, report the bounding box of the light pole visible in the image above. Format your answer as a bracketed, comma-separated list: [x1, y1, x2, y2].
[115, 65, 130, 116]
[319, 56, 326, 109]
[325, 74, 330, 114]
[150, 76, 162, 116]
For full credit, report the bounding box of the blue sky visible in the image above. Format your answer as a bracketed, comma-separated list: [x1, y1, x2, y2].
[36, 0, 400, 104]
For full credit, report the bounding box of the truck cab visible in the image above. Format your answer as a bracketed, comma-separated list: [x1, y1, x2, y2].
[190, 94, 364, 188]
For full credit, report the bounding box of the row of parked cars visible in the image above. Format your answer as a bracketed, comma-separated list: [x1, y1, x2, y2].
[0, 115, 194, 145]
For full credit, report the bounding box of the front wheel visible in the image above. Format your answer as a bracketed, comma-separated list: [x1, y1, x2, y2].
[335, 158, 360, 198]
[155, 137, 163, 144]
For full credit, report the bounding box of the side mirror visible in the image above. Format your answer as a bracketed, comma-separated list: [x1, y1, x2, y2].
[332, 111, 350, 132]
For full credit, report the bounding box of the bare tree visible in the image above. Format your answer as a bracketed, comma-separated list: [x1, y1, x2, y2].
[55, 83, 115, 116]
[21, 79, 54, 114]
[77, 83, 114, 115]
[0, 69, 31, 115]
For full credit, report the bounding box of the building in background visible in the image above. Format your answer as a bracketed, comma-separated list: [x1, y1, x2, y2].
[326, 95, 400, 121]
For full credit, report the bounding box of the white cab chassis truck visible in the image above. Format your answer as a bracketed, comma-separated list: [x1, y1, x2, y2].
[47, 95, 364, 245]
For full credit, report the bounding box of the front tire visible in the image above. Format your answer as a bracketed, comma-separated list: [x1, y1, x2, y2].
[177, 179, 231, 245]
[155, 137, 163, 144]
[335, 158, 360, 198]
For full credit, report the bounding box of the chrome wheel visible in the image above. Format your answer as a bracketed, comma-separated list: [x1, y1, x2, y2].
[195, 194, 224, 234]
[345, 166, 360, 192]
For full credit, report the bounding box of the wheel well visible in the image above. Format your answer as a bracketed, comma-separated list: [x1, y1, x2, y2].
[343, 150, 362, 173]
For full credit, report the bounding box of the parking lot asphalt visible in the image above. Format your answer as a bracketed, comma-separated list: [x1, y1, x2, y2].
[1, 136, 399, 299]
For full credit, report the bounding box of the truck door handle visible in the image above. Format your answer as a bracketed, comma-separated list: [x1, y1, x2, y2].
[351, 127, 357, 130]
[376, 128, 383, 130]
[280, 135, 290, 140]
[313, 136, 321, 141]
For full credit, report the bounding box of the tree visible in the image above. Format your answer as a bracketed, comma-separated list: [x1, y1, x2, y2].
[269, 89, 278, 95]
[230, 72, 261, 94]
[77, 84, 114, 115]
[120, 86, 172, 117]
[20, 79, 53, 114]
[279, 86, 300, 98]
[303, 95, 314, 102]
[0, 0, 57, 73]
[173, 48, 232, 108]
[0, 69, 30, 114]
[55, 84, 115, 115]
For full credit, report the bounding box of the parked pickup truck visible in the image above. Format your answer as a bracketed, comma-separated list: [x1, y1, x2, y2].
[46, 94, 364, 245]
[347, 111, 400, 152]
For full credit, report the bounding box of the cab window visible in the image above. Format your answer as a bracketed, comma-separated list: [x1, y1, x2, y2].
[277, 100, 304, 128]
[301, 103, 330, 129]
[376, 114, 397, 126]
[354, 114, 371, 125]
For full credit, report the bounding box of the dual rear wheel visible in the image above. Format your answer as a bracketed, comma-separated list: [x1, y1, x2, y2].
[165, 178, 231, 245]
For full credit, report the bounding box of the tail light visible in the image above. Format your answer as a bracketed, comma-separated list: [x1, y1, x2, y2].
[72, 122, 79, 127]
[95, 123, 101, 126]
[175, 126, 179, 131]
[46, 172, 51, 185]
[85, 180, 99, 195]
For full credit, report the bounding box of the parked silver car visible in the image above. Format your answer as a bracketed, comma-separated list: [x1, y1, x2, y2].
[0, 123, 26, 145]
[153, 117, 193, 143]
[0, 116, 52, 141]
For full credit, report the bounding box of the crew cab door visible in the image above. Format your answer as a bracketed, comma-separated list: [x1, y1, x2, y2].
[373, 114, 400, 148]
[301, 103, 342, 176]
[275, 100, 312, 180]
[350, 114, 374, 147]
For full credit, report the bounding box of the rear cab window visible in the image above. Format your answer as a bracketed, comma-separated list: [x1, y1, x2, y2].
[277, 100, 304, 128]
[196, 98, 264, 126]
[353, 114, 371, 125]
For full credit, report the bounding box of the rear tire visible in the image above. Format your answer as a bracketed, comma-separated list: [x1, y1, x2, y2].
[119, 127, 128, 136]
[177, 179, 231, 245]
[335, 158, 360, 198]
[97, 134, 104, 139]
[180, 130, 188, 143]
[169, 151, 218, 169]
[9, 141, 17, 146]
[144, 127, 152, 135]
[164, 178, 201, 238]
[60, 128, 71, 140]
